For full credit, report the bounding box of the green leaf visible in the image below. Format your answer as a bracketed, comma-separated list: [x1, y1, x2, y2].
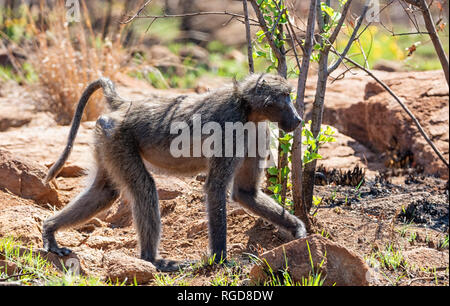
[269, 177, 278, 184]
[309, 152, 323, 160]
[321, 2, 335, 17]
[267, 167, 279, 176]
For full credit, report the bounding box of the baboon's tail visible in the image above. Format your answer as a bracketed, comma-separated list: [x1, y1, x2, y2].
[45, 77, 119, 183]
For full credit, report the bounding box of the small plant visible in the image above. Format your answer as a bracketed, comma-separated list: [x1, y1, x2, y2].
[266, 121, 336, 211]
[366, 244, 408, 271]
[397, 223, 411, 237]
[0, 237, 109, 286]
[407, 231, 417, 244]
[302, 121, 336, 165]
[210, 263, 244, 286]
[154, 271, 192, 286]
[437, 235, 449, 250]
[255, 241, 327, 286]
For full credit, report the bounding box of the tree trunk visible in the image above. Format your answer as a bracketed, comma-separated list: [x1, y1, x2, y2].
[292, 0, 317, 229]
[418, 0, 449, 86]
[302, 50, 328, 211]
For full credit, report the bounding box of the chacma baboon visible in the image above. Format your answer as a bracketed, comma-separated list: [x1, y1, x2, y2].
[43, 74, 306, 272]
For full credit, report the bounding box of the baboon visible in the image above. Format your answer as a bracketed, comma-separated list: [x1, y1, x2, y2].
[42, 74, 306, 272]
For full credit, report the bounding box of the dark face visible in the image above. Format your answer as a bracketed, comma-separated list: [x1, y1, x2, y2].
[244, 74, 302, 132]
[249, 87, 302, 132]
[270, 93, 302, 132]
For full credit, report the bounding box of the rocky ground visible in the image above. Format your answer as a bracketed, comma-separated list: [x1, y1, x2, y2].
[0, 69, 448, 286]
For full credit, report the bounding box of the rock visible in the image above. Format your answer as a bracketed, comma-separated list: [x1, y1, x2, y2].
[179, 45, 210, 65]
[0, 150, 61, 207]
[249, 234, 370, 286]
[173, 0, 249, 45]
[0, 205, 47, 245]
[103, 251, 156, 284]
[403, 247, 449, 271]
[187, 220, 208, 238]
[148, 45, 185, 76]
[322, 70, 449, 178]
[373, 59, 406, 72]
[99, 175, 187, 227]
[0, 260, 18, 276]
[316, 129, 380, 177]
[0, 123, 94, 179]
[98, 200, 132, 228]
[154, 175, 189, 200]
[0, 105, 33, 132]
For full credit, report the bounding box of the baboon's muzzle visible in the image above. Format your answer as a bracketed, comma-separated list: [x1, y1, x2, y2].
[280, 103, 302, 133]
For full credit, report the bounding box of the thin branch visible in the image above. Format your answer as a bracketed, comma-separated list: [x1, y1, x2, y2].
[0, 272, 33, 282]
[249, 0, 284, 61]
[327, 0, 370, 74]
[418, 0, 449, 86]
[336, 51, 449, 169]
[284, 23, 301, 70]
[391, 31, 431, 36]
[131, 11, 260, 25]
[327, 0, 353, 45]
[120, 0, 153, 24]
[403, 0, 420, 6]
[243, 0, 254, 73]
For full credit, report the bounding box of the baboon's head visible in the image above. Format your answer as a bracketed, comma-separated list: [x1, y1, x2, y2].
[240, 74, 302, 132]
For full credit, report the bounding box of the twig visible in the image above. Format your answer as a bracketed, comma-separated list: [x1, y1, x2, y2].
[0, 272, 33, 282]
[120, 0, 153, 24]
[243, 0, 254, 73]
[249, 0, 284, 61]
[391, 31, 431, 36]
[131, 11, 260, 26]
[327, 0, 353, 45]
[407, 276, 436, 285]
[336, 51, 450, 169]
[327, 0, 370, 74]
[417, 0, 449, 86]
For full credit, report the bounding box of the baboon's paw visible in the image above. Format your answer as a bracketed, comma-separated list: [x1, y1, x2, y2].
[294, 227, 307, 239]
[45, 245, 73, 257]
[153, 259, 196, 272]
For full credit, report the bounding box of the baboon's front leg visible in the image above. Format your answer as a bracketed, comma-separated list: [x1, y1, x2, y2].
[232, 157, 307, 239]
[43, 167, 119, 256]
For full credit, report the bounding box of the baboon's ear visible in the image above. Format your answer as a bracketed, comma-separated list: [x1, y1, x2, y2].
[232, 76, 242, 96]
[253, 74, 266, 93]
[232, 76, 238, 90]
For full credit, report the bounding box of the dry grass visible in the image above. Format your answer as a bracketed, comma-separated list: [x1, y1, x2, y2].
[27, 0, 128, 124]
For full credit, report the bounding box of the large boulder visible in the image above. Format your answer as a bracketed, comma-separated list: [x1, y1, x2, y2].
[316, 129, 380, 177]
[322, 70, 449, 178]
[249, 234, 371, 286]
[0, 150, 61, 207]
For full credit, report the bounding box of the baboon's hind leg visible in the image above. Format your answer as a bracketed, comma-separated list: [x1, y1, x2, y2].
[105, 139, 188, 272]
[42, 166, 119, 256]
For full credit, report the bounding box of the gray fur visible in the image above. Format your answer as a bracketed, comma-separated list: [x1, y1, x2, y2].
[42, 74, 306, 271]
